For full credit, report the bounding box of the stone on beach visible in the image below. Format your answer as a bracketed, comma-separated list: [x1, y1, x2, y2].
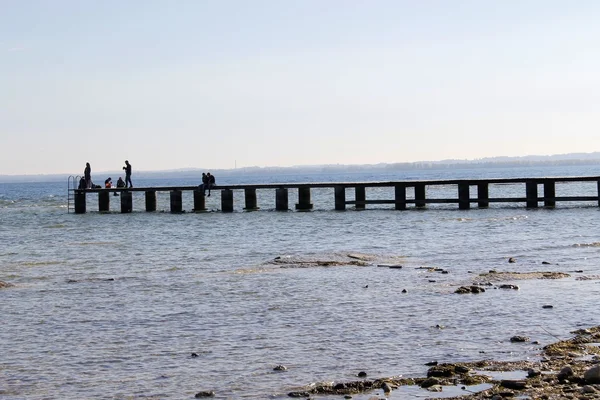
[584, 365, 600, 384]
[557, 365, 574, 380]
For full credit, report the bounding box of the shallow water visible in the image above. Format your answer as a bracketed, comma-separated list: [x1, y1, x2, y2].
[1, 166, 600, 399]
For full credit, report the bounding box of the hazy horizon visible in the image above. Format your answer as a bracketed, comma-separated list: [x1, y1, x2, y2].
[2, 150, 600, 182]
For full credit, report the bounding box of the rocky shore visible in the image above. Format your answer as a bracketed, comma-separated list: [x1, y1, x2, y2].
[286, 326, 600, 400]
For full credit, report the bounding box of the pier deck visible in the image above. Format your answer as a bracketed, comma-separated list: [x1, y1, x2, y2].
[69, 176, 600, 213]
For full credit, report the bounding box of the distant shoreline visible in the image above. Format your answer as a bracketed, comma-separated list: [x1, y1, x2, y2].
[2, 156, 600, 183]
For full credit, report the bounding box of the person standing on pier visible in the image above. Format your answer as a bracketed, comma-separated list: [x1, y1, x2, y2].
[123, 160, 133, 188]
[84, 162, 92, 189]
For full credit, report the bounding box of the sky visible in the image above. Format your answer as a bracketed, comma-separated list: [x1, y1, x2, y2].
[1, 0, 600, 175]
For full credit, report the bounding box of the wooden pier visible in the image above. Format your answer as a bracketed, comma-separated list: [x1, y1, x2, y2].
[70, 176, 600, 214]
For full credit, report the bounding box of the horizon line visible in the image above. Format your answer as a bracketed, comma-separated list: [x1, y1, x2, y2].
[2, 151, 600, 178]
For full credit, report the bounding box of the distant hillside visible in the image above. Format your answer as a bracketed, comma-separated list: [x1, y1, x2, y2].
[2, 152, 600, 183]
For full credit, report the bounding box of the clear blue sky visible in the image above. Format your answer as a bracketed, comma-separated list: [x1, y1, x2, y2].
[1, 0, 599, 175]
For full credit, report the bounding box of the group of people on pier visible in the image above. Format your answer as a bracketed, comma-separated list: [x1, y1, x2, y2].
[199, 172, 216, 196]
[80, 161, 133, 190]
[79, 162, 216, 195]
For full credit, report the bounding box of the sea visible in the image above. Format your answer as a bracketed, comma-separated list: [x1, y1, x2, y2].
[2, 165, 600, 399]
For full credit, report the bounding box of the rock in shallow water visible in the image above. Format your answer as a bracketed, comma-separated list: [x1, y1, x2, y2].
[381, 382, 392, 393]
[500, 379, 527, 390]
[420, 377, 440, 388]
[499, 284, 519, 290]
[194, 391, 215, 398]
[287, 391, 310, 398]
[455, 286, 485, 294]
[510, 336, 530, 343]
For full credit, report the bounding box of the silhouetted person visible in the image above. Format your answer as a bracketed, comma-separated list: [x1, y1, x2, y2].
[206, 172, 216, 197]
[116, 177, 125, 188]
[78, 177, 86, 190]
[84, 162, 92, 189]
[105, 177, 112, 188]
[123, 160, 133, 188]
[198, 172, 208, 195]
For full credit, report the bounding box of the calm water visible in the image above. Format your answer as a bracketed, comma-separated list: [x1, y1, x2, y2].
[2, 165, 600, 399]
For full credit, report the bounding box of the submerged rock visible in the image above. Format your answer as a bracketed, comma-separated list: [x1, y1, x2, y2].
[427, 363, 468, 377]
[499, 284, 519, 290]
[273, 365, 287, 371]
[510, 336, 530, 343]
[0, 280, 14, 288]
[455, 286, 485, 294]
[476, 271, 570, 282]
[426, 384, 443, 392]
[381, 381, 392, 393]
[287, 391, 310, 398]
[420, 377, 440, 388]
[194, 391, 215, 398]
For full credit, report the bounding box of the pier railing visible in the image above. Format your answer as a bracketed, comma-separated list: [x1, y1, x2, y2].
[70, 176, 600, 214]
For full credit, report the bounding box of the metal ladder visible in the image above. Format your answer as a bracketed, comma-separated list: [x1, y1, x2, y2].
[67, 175, 80, 213]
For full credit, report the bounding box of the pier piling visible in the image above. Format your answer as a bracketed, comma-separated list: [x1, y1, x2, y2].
[121, 191, 133, 213]
[526, 181, 538, 208]
[334, 186, 345, 211]
[145, 190, 157, 212]
[244, 188, 259, 211]
[458, 183, 470, 210]
[193, 189, 207, 212]
[415, 184, 426, 208]
[275, 188, 288, 211]
[170, 190, 183, 213]
[394, 184, 406, 210]
[74, 190, 86, 214]
[99, 191, 110, 212]
[544, 180, 556, 208]
[221, 189, 234, 212]
[477, 183, 489, 208]
[355, 186, 366, 210]
[296, 187, 313, 210]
